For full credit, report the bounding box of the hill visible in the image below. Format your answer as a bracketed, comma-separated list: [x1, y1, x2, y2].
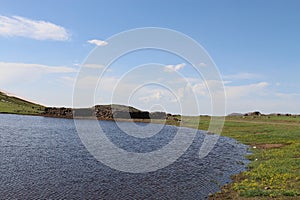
[0, 91, 44, 115]
[0, 90, 166, 120]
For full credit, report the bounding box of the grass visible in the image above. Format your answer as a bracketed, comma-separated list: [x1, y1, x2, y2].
[166, 115, 300, 199]
[0, 92, 44, 115]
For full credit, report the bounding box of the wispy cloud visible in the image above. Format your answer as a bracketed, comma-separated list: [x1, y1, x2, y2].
[0, 15, 70, 40]
[164, 63, 186, 72]
[87, 39, 108, 46]
[60, 76, 76, 86]
[83, 64, 106, 69]
[198, 62, 207, 67]
[225, 82, 269, 99]
[275, 92, 300, 98]
[223, 72, 261, 80]
[74, 63, 113, 73]
[0, 61, 77, 73]
[139, 91, 163, 102]
[0, 61, 77, 84]
[192, 80, 268, 97]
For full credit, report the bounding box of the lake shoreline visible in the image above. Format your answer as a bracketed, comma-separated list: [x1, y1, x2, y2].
[3, 112, 299, 198]
[0, 113, 250, 199]
[34, 113, 300, 198]
[0, 112, 251, 199]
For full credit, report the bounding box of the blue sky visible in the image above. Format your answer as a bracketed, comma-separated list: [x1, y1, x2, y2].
[0, 0, 300, 114]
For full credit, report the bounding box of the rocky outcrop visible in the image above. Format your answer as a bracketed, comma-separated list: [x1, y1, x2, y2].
[244, 111, 262, 116]
[150, 112, 167, 119]
[43, 105, 167, 120]
[228, 113, 243, 117]
[44, 107, 73, 118]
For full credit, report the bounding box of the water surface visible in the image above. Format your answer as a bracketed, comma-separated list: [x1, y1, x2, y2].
[0, 114, 249, 199]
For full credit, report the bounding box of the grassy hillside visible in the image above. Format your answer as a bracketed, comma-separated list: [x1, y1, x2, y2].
[0, 91, 44, 115]
[94, 104, 142, 112]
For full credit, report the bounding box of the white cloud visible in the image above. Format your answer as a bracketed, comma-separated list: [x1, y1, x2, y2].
[139, 91, 163, 102]
[275, 92, 300, 98]
[0, 61, 77, 84]
[76, 75, 118, 90]
[192, 80, 268, 98]
[198, 62, 207, 67]
[87, 39, 108, 46]
[0, 15, 70, 40]
[192, 80, 227, 97]
[225, 82, 269, 99]
[83, 64, 105, 69]
[74, 63, 113, 73]
[60, 76, 76, 86]
[192, 82, 208, 96]
[164, 63, 186, 72]
[0, 61, 77, 73]
[223, 72, 261, 80]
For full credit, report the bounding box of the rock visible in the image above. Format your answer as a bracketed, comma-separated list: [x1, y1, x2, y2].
[228, 113, 243, 116]
[43, 105, 167, 120]
[244, 111, 262, 116]
[150, 112, 167, 119]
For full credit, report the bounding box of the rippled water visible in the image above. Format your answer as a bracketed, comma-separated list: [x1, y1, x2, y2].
[0, 114, 250, 199]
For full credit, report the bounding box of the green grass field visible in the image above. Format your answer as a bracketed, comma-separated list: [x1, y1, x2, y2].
[166, 115, 300, 199]
[0, 92, 44, 115]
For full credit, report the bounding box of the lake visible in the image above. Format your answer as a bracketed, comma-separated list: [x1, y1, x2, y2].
[0, 114, 250, 199]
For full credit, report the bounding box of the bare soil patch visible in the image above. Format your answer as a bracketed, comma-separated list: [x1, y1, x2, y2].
[254, 143, 286, 149]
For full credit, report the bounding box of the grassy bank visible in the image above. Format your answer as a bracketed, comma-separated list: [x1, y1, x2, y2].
[0, 92, 44, 115]
[166, 115, 300, 199]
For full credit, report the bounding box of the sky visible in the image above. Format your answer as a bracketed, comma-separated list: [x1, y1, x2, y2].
[0, 0, 300, 115]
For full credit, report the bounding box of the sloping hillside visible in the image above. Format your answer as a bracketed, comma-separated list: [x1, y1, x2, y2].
[0, 91, 44, 115]
[0, 90, 166, 119]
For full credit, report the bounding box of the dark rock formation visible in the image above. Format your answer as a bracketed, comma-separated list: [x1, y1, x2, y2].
[44, 107, 73, 118]
[130, 111, 150, 119]
[74, 108, 94, 117]
[43, 105, 167, 120]
[244, 111, 262, 116]
[150, 112, 167, 119]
